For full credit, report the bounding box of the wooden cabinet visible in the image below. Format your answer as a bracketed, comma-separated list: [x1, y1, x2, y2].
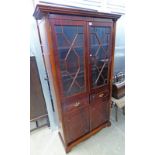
[30, 56, 49, 130]
[33, 4, 121, 153]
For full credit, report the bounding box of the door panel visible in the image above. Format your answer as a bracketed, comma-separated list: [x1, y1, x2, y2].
[88, 22, 113, 90]
[52, 20, 87, 98]
[90, 100, 109, 130]
[64, 105, 89, 144]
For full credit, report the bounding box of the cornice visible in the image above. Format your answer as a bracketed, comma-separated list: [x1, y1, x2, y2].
[33, 4, 121, 21]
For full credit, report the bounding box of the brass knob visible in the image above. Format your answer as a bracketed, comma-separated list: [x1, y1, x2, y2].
[74, 102, 80, 107]
[99, 93, 104, 98]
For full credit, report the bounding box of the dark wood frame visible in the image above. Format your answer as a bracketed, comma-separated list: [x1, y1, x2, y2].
[30, 114, 50, 132]
[33, 4, 121, 153]
[87, 21, 113, 93]
[49, 19, 89, 101]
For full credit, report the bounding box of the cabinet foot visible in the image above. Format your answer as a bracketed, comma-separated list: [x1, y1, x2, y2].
[65, 147, 72, 153]
[107, 121, 111, 127]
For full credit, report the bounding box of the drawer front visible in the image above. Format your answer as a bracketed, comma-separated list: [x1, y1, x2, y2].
[90, 90, 109, 103]
[64, 106, 90, 144]
[62, 96, 89, 113]
[90, 100, 109, 130]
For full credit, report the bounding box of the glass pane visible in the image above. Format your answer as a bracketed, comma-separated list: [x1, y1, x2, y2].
[55, 25, 85, 96]
[90, 26, 111, 88]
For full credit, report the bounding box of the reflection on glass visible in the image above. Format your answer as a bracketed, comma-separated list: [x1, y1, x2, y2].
[55, 25, 85, 96]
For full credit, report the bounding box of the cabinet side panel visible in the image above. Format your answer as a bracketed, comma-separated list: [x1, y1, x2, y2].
[38, 17, 67, 144]
[109, 21, 117, 120]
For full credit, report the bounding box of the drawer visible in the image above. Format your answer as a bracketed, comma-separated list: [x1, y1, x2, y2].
[62, 96, 89, 113]
[90, 90, 109, 103]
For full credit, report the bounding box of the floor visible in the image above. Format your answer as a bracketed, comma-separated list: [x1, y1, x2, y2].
[30, 107, 125, 155]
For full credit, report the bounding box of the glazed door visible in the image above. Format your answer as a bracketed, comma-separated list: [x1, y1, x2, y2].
[88, 22, 113, 91]
[51, 20, 88, 99]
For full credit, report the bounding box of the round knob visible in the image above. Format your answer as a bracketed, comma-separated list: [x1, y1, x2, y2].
[74, 102, 80, 107]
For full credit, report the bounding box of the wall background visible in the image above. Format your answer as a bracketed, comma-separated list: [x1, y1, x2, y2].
[114, 15, 125, 75]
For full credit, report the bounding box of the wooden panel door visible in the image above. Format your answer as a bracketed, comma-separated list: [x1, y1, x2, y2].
[88, 22, 113, 92]
[90, 100, 109, 130]
[64, 105, 89, 144]
[88, 21, 113, 129]
[50, 19, 88, 100]
[50, 19, 90, 144]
